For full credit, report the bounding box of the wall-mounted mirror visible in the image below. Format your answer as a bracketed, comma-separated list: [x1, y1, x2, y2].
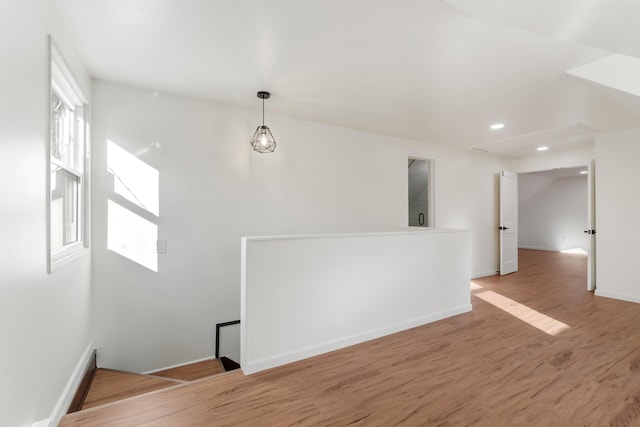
[408, 157, 433, 227]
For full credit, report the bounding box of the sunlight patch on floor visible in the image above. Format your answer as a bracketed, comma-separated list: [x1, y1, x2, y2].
[560, 248, 587, 255]
[470, 282, 484, 291]
[470, 281, 570, 336]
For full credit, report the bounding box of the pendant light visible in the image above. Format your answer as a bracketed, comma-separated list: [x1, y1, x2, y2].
[250, 91, 276, 153]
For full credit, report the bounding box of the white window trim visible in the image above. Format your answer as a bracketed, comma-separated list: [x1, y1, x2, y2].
[48, 36, 90, 273]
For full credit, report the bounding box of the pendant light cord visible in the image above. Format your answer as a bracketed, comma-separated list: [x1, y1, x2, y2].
[262, 97, 265, 126]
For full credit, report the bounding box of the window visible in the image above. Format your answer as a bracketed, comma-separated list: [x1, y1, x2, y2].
[408, 157, 434, 227]
[48, 38, 89, 272]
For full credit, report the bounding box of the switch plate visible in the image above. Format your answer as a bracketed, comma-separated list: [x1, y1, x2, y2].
[151, 239, 167, 253]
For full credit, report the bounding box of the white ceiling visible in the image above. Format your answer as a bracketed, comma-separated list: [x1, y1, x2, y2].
[53, 0, 640, 156]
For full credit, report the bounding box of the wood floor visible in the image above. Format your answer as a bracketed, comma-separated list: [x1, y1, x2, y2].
[150, 358, 225, 382]
[81, 369, 182, 410]
[78, 359, 226, 410]
[61, 249, 640, 426]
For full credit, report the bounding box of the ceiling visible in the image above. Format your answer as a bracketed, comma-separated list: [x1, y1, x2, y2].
[53, 0, 640, 156]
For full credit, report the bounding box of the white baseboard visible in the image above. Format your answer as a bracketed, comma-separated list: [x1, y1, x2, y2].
[143, 355, 217, 375]
[242, 304, 472, 375]
[518, 245, 560, 252]
[471, 270, 498, 279]
[44, 341, 94, 427]
[595, 289, 640, 304]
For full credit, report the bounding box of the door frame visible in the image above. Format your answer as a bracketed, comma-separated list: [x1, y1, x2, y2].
[586, 160, 596, 291]
[513, 163, 594, 290]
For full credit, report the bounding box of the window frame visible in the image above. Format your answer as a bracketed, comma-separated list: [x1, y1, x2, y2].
[48, 37, 90, 273]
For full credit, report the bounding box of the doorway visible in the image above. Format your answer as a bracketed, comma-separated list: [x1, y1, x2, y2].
[516, 165, 593, 290]
[408, 157, 434, 227]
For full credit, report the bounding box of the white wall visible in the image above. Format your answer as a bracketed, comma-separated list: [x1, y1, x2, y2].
[91, 80, 511, 373]
[241, 230, 471, 374]
[518, 174, 588, 251]
[595, 128, 640, 302]
[0, 1, 92, 426]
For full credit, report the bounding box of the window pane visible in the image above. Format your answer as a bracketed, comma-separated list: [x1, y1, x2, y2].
[51, 91, 74, 167]
[51, 167, 79, 250]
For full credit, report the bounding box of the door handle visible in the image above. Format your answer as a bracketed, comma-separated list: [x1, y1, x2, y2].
[584, 230, 596, 235]
[418, 213, 425, 226]
[499, 226, 509, 231]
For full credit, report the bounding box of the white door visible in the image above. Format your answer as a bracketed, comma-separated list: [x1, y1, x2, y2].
[586, 160, 596, 291]
[500, 171, 518, 275]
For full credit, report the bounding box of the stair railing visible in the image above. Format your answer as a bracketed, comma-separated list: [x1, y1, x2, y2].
[215, 319, 240, 359]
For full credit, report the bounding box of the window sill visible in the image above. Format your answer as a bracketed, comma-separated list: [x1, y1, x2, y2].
[49, 244, 89, 273]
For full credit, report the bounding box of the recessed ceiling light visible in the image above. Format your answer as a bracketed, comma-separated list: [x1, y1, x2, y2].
[537, 146, 548, 151]
[580, 170, 588, 175]
[490, 123, 504, 130]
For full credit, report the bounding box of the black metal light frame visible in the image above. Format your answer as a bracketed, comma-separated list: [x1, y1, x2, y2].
[250, 91, 276, 153]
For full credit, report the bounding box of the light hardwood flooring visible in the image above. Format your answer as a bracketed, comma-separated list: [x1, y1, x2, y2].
[151, 358, 224, 382]
[62, 249, 640, 426]
[79, 359, 226, 410]
[81, 369, 181, 410]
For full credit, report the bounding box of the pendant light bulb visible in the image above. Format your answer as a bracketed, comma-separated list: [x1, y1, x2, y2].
[250, 91, 276, 153]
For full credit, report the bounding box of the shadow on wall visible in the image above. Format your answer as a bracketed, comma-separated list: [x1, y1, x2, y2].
[107, 140, 160, 272]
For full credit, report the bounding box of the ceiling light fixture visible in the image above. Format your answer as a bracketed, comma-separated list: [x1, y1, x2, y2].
[490, 123, 504, 130]
[537, 146, 549, 151]
[250, 91, 276, 153]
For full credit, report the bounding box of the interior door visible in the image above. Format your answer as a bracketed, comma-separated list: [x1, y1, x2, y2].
[586, 160, 596, 291]
[500, 171, 518, 275]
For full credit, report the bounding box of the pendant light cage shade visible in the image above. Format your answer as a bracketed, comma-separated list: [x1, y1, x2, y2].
[250, 125, 276, 153]
[250, 91, 276, 153]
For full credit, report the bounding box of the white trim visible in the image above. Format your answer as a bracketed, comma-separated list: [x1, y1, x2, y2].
[142, 355, 218, 375]
[242, 304, 472, 375]
[44, 342, 95, 427]
[50, 40, 87, 105]
[48, 36, 90, 274]
[51, 79, 77, 112]
[594, 289, 640, 304]
[82, 105, 91, 249]
[518, 245, 563, 252]
[50, 246, 89, 273]
[243, 228, 468, 242]
[471, 270, 498, 279]
[51, 157, 83, 177]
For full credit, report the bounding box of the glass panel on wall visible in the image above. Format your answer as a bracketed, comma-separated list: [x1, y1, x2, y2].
[50, 167, 79, 251]
[408, 158, 433, 227]
[51, 91, 74, 165]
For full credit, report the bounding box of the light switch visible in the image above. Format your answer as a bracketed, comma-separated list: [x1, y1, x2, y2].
[151, 239, 167, 253]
